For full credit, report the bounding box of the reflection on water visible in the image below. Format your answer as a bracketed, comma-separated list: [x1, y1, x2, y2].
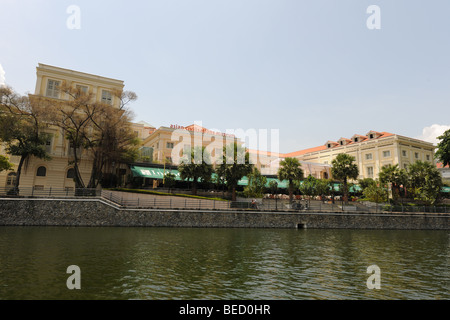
[0, 227, 448, 300]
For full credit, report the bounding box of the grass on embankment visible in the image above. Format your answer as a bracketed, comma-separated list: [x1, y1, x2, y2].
[105, 188, 229, 202]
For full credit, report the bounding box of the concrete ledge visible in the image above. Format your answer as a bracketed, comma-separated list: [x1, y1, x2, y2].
[0, 198, 449, 230]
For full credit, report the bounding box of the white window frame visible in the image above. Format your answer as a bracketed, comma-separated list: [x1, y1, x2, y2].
[46, 79, 61, 98]
[101, 90, 113, 105]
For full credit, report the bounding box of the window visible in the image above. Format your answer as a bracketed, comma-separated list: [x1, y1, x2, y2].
[426, 155, 430, 161]
[166, 142, 174, 149]
[354, 137, 359, 143]
[66, 168, 75, 179]
[383, 150, 391, 158]
[339, 141, 344, 146]
[415, 152, 419, 159]
[327, 144, 331, 148]
[36, 166, 47, 177]
[369, 134, 374, 139]
[45, 136, 52, 153]
[101, 90, 112, 105]
[6, 172, 17, 186]
[75, 85, 88, 96]
[365, 153, 373, 160]
[34, 185, 44, 191]
[46, 79, 60, 98]
[404, 163, 408, 169]
[367, 167, 374, 178]
[402, 150, 407, 157]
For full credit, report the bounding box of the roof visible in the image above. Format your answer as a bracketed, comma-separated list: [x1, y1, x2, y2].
[283, 131, 395, 157]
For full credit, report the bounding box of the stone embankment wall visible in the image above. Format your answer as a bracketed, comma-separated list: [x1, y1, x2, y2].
[0, 198, 448, 230]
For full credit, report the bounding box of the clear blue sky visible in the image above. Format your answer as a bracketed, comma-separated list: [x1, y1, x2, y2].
[1, 0, 449, 153]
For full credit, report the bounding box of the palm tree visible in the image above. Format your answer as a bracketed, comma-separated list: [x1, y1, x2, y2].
[331, 153, 359, 204]
[178, 146, 213, 195]
[218, 142, 253, 201]
[407, 160, 442, 205]
[378, 164, 407, 201]
[278, 157, 304, 202]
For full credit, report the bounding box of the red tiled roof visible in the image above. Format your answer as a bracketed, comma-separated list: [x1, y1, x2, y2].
[283, 131, 395, 157]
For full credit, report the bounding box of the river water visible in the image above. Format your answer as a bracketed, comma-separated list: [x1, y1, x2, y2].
[0, 227, 448, 300]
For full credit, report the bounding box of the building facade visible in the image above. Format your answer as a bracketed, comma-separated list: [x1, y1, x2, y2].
[0, 64, 127, 192]
[282, 131, 435, 180]
[0, 64, 439, 192]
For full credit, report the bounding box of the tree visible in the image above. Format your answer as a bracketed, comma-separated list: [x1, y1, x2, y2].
[268, 180, 278, 195]
[435, 129, 450, 168]
[378, 164, 408, 202]
[0, 155, 13, 172]
[49, 84, 139, 189]
[358, 178, 377, 192]
[218, 142, 253, 201]
[363, 183, 388, 204]
[243, 167, 267, 198]
[163, 172, 176, 192]
[85, 90, 139, 188]
[179, 146, 214, 195]
[331, 153, 359, 204]
[278, 157, 304, 203]
[299, 175, 318, 207]
[407, 160, 442, 205]
[0, 87, 52, 192]
[315, 178, 333, 201]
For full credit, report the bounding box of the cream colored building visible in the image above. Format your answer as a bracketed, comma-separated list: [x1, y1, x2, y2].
[282, 130, 435, 180]
[0, 63, 128, 192]
[141, 123, 242, 167]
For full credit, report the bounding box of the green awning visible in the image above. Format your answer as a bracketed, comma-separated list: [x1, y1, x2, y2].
[442, 186, 450, 193]
[131, 166, 182, 180]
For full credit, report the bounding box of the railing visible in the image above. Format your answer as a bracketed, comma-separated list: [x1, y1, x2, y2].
[0, 187, 101, 198]
[0, 187, 448, 214]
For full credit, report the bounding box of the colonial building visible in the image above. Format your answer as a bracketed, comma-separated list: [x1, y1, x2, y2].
[0, 63, 127, 193]
[282, 131, 435, 180]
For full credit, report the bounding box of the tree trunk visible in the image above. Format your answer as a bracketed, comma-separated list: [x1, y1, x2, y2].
[192, 180, 198, 196]
[72, 145, 85, 189]
[232, 186, 237, 202]
[343, 179, 348, 205]
[13, 155, 26, 194]
[288, 181, 294, 203]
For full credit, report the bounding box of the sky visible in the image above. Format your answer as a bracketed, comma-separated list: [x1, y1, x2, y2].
[1, 0, 449, 153]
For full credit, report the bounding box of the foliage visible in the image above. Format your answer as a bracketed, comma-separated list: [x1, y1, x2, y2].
[0, 87, 52, 190]
[217, 142, 253, 201]
[358, 178, 377, 191]
[0, 155, 13, 172]
[435, 129, 450, 167]
[362, 183, 388, 203]
[268, 180, 278, 195]
[243, 167, 267, 198]
[378, 164, 408, 201]
[178, 146, 214, 195]
[163, 172, 176, 191]
[278, 157, 304, 202]
[331, 153, 359, 204]
[407, 160, 443, 205]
